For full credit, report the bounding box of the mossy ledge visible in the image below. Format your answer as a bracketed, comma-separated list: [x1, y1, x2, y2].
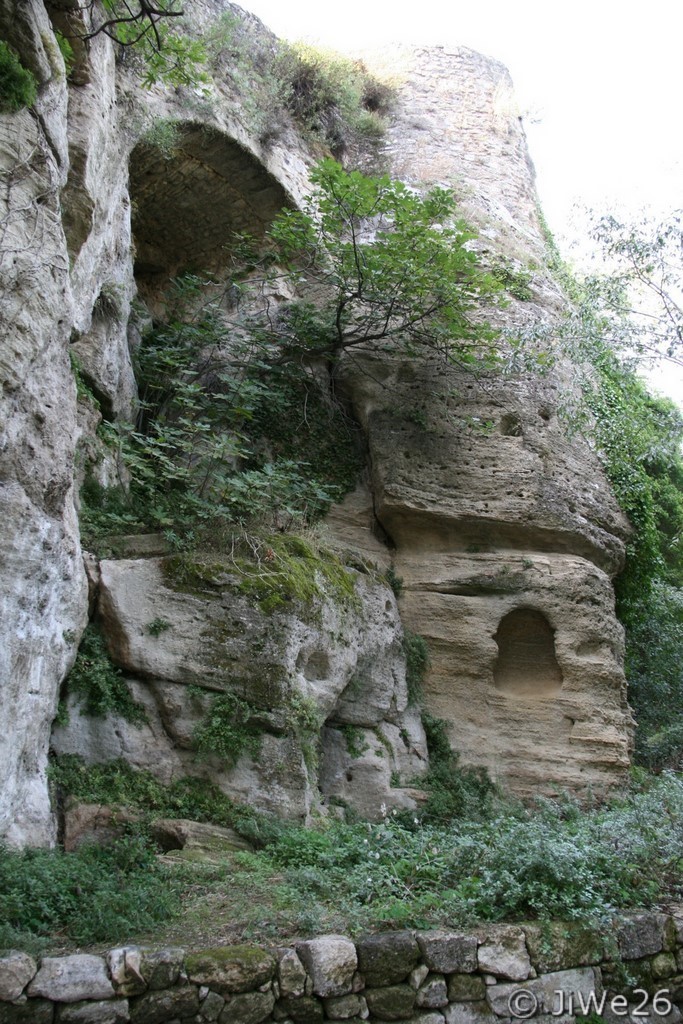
[162, 534, 362, 615]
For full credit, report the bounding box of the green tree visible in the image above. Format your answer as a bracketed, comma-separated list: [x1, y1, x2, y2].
[263, 158, 502, 365]
[550, 210, 683, 769]
[588, 210, 683, 367]
[59, 0, 207, 87]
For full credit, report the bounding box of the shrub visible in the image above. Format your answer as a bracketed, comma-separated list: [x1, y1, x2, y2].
[48, 754, 285, 847]
[0, 40, 37, 113]
[403, 632, 429, 705]
[192, 690, 263, 765]
[64, 625, 147, 724]
[0, 834, 176, 952]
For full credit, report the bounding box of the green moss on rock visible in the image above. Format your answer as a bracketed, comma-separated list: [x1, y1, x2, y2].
[185, 944, 275, 995]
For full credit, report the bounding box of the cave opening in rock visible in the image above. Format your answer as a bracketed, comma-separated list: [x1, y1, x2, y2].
[493, 607, 563, 697]
[128, 122, 292, 299]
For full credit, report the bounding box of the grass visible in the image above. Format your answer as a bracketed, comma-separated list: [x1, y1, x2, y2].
[17, 758, 681, 956]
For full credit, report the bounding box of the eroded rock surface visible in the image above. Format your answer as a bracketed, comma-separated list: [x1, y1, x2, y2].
[52, 554, 428, 820]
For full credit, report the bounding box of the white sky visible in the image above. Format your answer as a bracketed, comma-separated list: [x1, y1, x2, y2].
[242, 0, 683, 402]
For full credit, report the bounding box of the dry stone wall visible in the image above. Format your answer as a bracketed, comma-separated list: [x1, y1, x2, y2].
[1, 912, 683, 1022]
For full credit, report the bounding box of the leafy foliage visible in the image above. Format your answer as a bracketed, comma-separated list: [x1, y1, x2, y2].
[253, 772, 683, 933]
[419, 713, 496, 823]
[267, 159, 502, 362]
[0, 40, 37, 113]
[81, 281, 359, 548]
[545, 214, 683, 769]
[42, 759, 683, 943]
[402, 632, 429, 706]
[274, 43, 392, 154]
[83, 0, 208, 88]
[49, 755, 284, 847]
[191, 690, 263, 765]
[204, 13, 392, 151]
[64, 625, 147, 724]
[0, 834, 176, 953]
[589, 211, 683, 366]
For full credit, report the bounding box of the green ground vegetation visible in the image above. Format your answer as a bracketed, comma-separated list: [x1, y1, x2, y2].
[5, 759, 680, 953]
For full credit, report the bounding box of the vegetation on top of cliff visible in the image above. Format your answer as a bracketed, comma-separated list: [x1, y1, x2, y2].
[545, 210, 683, 771]
[204, 11, 394, 153]
[0, 40, 37, 112]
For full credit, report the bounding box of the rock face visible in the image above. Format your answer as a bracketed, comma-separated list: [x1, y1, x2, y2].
[329, 47, 634, 795]
[0, 0, 323, 846]
[1, 9, 634, 846]
[52, 553, 427, 820]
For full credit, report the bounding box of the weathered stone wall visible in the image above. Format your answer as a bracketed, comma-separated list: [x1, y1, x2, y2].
[2, 911, 682, 1022]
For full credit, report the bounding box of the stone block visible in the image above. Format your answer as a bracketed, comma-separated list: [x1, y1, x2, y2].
[28, 955, 115, 1003]
[363, 984, 415, 1020]
[524, 921, 604, 972]
[415, 974, 447, 1008]
[618, 914, 667, 960]
[55, 999, 130, 1023]
[447, 974, 486, 1002]
[185, 946, 275, 995]
[199, 989, 225, 1021]
[416, 932, 478, 975]
[444, 1000, 496, 1024]
[652, 953, 678, 980]
[323, 993, 364, 1019]
[0, 953, 37, 1002]
[477, 926, 531, 982]
[486, 966, 600, 1017]
[278, 950, 307, 998]
[274, 995, 324, 1022]
[297, 936, 357, 998]
[0, 1000, 55, 1023]
[219, 989, 274, 1023]
[356, 933, 421, 986]
[129, 985, 199, 1024]
[107, 948, 146, 997]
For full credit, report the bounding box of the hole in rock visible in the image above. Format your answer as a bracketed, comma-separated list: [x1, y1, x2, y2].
[297, 649, 331, 681]
[500, 412, 523, 437]
[493, 608, 563, 697]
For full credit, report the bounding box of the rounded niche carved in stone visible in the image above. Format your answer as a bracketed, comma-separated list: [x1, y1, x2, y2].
[493, 607, 563, 697]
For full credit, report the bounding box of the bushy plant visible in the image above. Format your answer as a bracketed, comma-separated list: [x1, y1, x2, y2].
[49, 754, 285, 847]
[0, 834, 177, 952]
[192, 690, 263, 765]
[64, 625, 146, 724]
[542, 219, 683, 767]
[419, 713, 496, 823]
[0, 40, 37, 113]
[403, 632, 429, 705]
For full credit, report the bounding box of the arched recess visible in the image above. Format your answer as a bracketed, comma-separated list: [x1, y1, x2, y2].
[128, 123, 292, 295]
[493, 607, 563, 697]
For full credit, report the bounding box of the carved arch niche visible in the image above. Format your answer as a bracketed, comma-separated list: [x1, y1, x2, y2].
[493, 607, 563, 697]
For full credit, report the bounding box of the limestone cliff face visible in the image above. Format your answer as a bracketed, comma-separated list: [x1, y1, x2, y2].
[0, 6, 633, 846]
[331, 47, 634, 795]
